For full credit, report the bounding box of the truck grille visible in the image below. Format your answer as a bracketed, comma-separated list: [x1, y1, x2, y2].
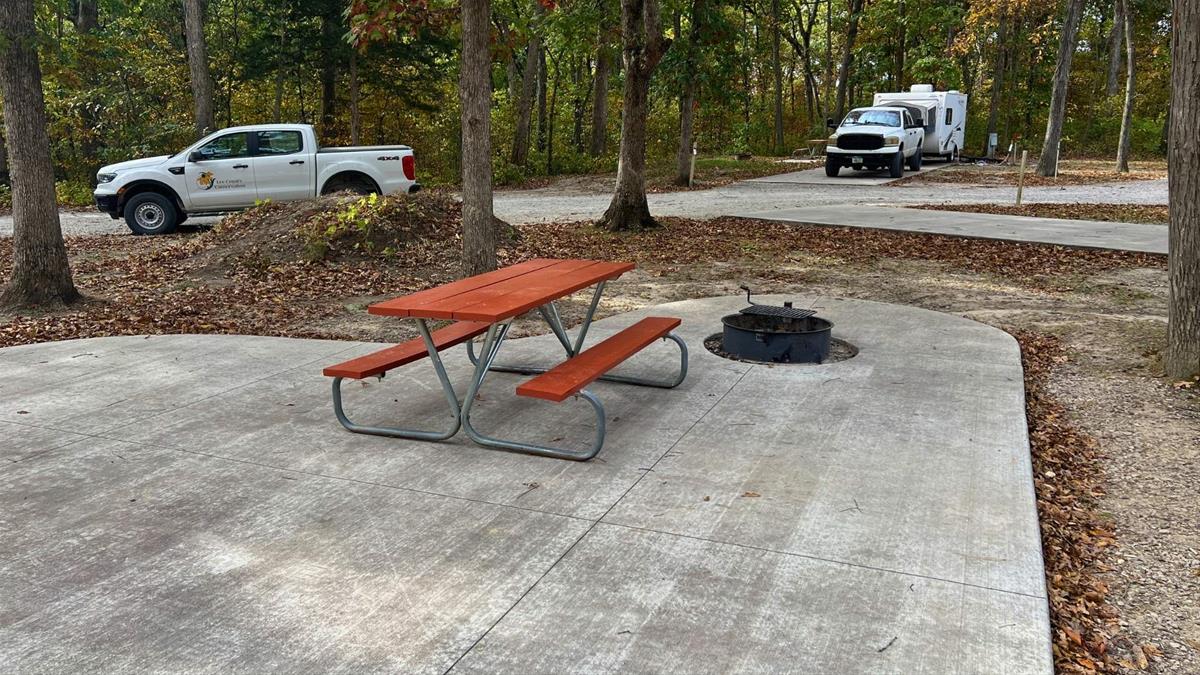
[836, 134, 885, 151]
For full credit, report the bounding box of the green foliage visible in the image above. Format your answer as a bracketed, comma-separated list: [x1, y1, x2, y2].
[54, 181, 94, 208]
[21, 0, 1172, 196]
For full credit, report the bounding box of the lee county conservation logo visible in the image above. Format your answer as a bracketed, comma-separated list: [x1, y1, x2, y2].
[196, 171, 245, 191]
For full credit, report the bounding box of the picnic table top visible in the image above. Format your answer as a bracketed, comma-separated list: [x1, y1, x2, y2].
[368, 258, 634, 323]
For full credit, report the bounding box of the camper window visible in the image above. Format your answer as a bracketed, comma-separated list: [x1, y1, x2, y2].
[945, 108, 953, 125]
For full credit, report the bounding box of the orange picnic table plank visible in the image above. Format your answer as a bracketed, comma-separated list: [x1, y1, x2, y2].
[368, 258, 561, 318]
[368, 259, 634, 323]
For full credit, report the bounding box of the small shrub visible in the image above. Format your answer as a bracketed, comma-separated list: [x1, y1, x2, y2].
[55, 181, 94, 207]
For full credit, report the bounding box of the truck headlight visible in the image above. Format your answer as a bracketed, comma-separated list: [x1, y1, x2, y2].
[96, 173, 117, 184]
[883, 136, 901, 146]
[827, 134, 839, 143]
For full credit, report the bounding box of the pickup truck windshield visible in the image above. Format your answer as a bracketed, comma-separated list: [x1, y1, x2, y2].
[842, 110, 901, 127]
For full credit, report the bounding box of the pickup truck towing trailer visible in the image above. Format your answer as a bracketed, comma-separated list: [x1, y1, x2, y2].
[825, 106, 926, 178]
[873, 85, 967, 161]
[94, 124, 420, 235]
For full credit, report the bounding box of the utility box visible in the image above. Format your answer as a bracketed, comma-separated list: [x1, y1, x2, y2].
[873, 85, 968, 162]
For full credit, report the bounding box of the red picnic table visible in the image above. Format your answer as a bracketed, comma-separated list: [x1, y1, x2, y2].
[322, 259, 688, 460]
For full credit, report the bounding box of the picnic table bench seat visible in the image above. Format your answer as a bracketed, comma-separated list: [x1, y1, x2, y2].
[323, 321, 490, 380]
[516, 317, 682, 402]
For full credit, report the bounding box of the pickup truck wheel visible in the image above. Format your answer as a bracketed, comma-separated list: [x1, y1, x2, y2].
[321, 175, 377, 196]
[888, 151, 904, 178]
[124, 193, 178, 235]
[908, 148, 923, 171]
[824, 156, 840, 177]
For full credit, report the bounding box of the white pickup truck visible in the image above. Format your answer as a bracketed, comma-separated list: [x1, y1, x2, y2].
[825, 107, 926, 178]
[93, 124, 420, 234]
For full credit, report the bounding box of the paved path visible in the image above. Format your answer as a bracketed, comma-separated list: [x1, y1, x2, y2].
[0, 296, 1051, 673]
[746, 160, 955, 186]
[0, 176, 1167, 236]
[737, 204, 1168, 254]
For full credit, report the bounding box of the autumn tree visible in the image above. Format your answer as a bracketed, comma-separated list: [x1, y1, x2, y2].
[511, 1, 545, 167]
[183, 0, 216, 136]
[0, 0, 79, 308]
[1035, 0, 1085, 176]
[833, 0, 864, 121]
[1166, 0, 1199, 380]
[1114, 0, 1135, 173]
[597, 0, 671, 231]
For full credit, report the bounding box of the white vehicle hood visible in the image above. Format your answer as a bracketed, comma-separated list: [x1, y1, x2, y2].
[835, 124, 901, 136]
[97, 154, 172, 175]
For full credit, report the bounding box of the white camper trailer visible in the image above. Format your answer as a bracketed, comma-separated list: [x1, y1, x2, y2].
[873, 85, 967, 161]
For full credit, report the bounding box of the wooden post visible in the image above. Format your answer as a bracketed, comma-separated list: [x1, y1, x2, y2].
[1016, 149, 1028, 205]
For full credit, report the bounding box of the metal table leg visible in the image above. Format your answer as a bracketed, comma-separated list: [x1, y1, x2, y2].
[330, 318, 466, 441]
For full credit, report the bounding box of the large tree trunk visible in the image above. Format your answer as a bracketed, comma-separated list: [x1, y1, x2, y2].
[1166, 0, 1200, 380]
[460, 0, 496, 276]
[1035, 0, 1085, 177]
[511, 3, 544, 167]
[597, 0, 670, 231]
[0, 129, 9, 185]
[183, 0, 215, 137]
[0, 0, 79, 308]
[834, 0, 864, 122]
[1115, 0, 1134, 172]
[589, 19, 613, 156]
[674, 0, 702, 186]
[1105, 0, 1124, 97]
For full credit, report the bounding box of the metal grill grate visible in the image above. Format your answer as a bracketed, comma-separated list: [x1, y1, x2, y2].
[738, 305, 817, 320]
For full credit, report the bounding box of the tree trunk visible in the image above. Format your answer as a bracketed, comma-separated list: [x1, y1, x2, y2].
[983, 12, 1010, 156]
[834, 0, 864, 122]
[349, 50, 361, 145]
[1115, 0, 1134, 172]
[572, 56, 589, 151]
[73, 0, 98, 33]
[1166, 0, 1200, 380]
[597, 0, 670, 231]
[589, 19, 613, 156]
[1105, 0, 1124, 97]
[319, 14, 337, 138]
[1035, 0, 1085, 177]
[183, 0, 215, 137]
[771, 0, 784, 153]
[675, 0, 702, 185]
[460, 0, 496, 276]
[537, 51, 548, 152]
[273, 20, 285, 123]
[0, 0, 79, 308]
[511, 3, 544, 166]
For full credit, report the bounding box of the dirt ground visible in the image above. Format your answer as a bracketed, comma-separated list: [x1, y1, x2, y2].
[1, 205, 1195, 673]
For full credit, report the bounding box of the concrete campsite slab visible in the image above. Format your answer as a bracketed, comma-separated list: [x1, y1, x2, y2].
[0, 296, 1052, 673]
[736, 204, 1168, 254]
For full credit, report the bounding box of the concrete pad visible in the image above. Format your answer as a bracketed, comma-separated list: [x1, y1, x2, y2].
[736, 204, 1168, 254]
[453, 524, 1051, 674]
[747, 161, 954, 186]
[0, 440, 588, 672]
[0, 296, 1051, 672]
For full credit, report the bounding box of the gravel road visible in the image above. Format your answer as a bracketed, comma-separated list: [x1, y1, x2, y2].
[0, 176, 1168, 237]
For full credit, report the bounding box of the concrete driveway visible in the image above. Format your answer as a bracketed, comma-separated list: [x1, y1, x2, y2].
[0, 296, 1051, 673]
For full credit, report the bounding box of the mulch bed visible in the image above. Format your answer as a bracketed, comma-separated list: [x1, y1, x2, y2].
[0, 212, 1166, 349]
[1015, 331, 1161, 673]
[910, 203, 1169, 225]
[894, 163, 1167, 188]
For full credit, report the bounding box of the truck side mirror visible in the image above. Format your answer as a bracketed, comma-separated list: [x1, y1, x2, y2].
[187, 151, 203, 163]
